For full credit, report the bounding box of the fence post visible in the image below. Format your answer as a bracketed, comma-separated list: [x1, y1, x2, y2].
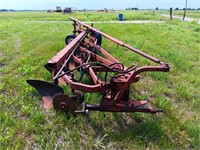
[170, 8, 173, 19]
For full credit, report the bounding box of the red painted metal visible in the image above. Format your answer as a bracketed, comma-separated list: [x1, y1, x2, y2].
[27, 18, 170, 116]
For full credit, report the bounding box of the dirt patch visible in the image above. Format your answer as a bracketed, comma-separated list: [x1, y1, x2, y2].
[0, 62, 6, 68]
[28, 20, 165, 24]
[0, 53, 6, 69]
[160, 14, 200, 24]
[0, 52, 6, 58]
[121, 113, 135, 126]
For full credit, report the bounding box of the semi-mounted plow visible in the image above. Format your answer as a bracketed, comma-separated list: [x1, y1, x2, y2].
[27, 17, 170, 116]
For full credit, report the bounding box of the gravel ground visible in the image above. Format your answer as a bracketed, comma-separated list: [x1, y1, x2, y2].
[160, 14, 200, 24]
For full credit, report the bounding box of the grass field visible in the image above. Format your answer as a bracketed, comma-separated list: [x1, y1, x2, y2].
[0, 11, 200, 149]
[159, 10, 200, 19]
[0, 10, 166, 21]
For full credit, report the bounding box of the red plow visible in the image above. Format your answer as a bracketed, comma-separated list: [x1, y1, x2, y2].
[27, 17, 170, 116]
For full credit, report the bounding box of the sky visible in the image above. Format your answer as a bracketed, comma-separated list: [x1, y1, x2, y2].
[0, 0, 199, 10]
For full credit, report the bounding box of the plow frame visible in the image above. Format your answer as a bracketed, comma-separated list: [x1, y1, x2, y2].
[28, 17, 170, 115]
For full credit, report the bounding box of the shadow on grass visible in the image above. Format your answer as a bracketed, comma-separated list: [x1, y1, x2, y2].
[85, 112, 172, 149]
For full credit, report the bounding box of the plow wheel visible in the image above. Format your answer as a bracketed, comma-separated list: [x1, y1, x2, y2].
[53, 93, 76, 115]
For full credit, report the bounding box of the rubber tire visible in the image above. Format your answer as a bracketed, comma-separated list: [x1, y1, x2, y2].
[65, 34, 76, 45]
[94, 32, 102, 46]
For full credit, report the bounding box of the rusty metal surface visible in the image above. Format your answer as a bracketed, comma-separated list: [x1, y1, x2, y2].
[85, 103, 163, 113]
[27, 80, 64, 108]
[53, 93, 76, 114]
[27, 18, 170, 116]
[27, 80, 64, 97]
[45, 31, 87, 72]
[69, 17, 166, 65]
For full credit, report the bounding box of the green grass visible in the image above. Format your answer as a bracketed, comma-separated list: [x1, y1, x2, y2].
[0, 11, 200, 149]
[0, 10, 166, 21]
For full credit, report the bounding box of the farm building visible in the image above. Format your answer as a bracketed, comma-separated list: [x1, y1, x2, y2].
[55, 6, 62, 12]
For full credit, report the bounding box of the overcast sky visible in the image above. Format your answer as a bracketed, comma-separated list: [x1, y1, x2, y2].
[0, 0, 199, 10]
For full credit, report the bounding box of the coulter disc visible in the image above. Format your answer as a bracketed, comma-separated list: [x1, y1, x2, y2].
[53, 93, 76, 114]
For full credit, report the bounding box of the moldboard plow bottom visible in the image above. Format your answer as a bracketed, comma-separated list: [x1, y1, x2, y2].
[27, 17, 170, 116]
